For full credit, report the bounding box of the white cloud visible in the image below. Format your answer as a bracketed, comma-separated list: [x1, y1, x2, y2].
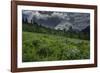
[23, 10, 71, 26]
[23, 10, 70, 22]
[35, 12, 50, 20]
[51, 12, 68, 19]
[22, 10, 32, 15]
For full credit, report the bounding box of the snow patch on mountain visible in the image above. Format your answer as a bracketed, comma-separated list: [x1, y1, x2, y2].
[55, 21, 72, 31]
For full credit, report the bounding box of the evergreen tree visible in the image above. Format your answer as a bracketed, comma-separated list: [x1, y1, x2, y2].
[25, 18, 28, 24]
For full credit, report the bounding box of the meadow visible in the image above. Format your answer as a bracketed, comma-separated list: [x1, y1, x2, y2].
[22, 31, 90, 62]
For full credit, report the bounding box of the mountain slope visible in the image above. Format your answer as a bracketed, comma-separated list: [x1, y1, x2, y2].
[22, 10, 90, 32]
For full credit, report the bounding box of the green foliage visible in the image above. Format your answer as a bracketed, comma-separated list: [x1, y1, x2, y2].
[22, 32, 90, 62]
[22, 23, 90, 40]
[22, 22, 90, 62]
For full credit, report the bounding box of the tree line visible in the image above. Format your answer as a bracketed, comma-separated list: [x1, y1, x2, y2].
[22, 19, 90, 40]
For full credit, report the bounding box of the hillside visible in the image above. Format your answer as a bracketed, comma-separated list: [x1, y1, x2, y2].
[22, 32, 90, 62]
[23, 22, 90, 40]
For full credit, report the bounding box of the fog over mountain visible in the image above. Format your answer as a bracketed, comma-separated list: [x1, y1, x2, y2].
[22, 10, 90, 31]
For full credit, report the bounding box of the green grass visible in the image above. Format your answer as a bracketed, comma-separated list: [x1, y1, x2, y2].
[22, 32, 90, 62]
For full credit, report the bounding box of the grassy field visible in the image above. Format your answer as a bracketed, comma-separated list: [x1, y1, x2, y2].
[22, 32, 90, 62]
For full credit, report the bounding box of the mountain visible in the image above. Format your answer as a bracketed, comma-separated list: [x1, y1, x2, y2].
[22, 10, 90, 32]
[81, 26, 90, 34]
[67, 13, 90, 31]
[55, 21, 72, 31]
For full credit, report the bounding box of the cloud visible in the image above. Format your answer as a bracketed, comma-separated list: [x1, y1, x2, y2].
[34, 11, 51, 20]
[22, 10, 32, 16]
[22, 10, 68, 22]
[51, 12, 68, 19]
